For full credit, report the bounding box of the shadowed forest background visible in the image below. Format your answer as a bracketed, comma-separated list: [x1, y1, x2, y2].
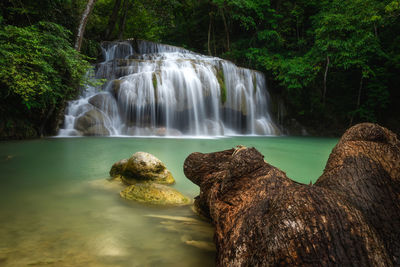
[1, 0, 399, 139]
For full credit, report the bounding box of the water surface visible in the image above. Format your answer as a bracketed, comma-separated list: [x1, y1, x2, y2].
[0, 136, 337, 266]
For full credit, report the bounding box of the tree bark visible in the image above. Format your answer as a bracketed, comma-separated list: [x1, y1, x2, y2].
[118, 0, 132, 40]
[323, 54, 329, 104]
[219, 7, 230, 52]
[105, 0, 123, 40]
[349, 73, 363, 126]
[184, 123, 400, 266]
[208, 12, 212, 56]
[74, 0, 97, 52]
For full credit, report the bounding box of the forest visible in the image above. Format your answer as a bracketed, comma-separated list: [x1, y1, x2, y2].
[1, 0, 399, 138]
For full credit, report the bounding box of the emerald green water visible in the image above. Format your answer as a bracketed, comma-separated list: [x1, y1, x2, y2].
[0, 137, 337, 266]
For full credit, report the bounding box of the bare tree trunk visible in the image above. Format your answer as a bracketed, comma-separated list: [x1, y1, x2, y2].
[105, 0, 123, 40]
[74, 0, 97, 52]
[219, 8, 229, 52]
[323, 55, 330, 104]
[184, 123, 400, 266]
[208, 12, 212, 56]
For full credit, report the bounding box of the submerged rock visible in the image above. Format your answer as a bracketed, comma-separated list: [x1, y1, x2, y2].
[110, 152, 175, 185]
[184, 123, 400, 266]
[109, 152, 188, 205]
[120, 183, 191, 205]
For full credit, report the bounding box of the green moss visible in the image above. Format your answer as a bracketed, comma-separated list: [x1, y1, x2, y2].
[217, 68, 227, 104]
[152, 72, 158, 90]
[252, 73, 257, 94]
[120, 183, 191, 205]
[152, 72, 159, 102]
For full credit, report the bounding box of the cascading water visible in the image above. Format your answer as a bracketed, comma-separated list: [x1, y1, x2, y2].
[58, 40, 279, 137]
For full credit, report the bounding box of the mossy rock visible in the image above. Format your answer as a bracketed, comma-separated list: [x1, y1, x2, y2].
[121, 169, 175, 185]
[216, 68, 227, 104]
[110, 159, 128, 177]
[120, 183, 191, 205]
[110, 152, 175, 185]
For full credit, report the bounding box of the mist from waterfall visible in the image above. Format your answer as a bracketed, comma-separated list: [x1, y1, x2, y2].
[58, 40, 279, 137]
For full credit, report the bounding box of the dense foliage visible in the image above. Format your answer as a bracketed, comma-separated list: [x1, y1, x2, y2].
[0, 0, 399, 138]
[0, 13, 89, 138]
[158, 0, 400, 135]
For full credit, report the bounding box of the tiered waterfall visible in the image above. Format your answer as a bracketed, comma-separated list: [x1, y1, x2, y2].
[58, 40, 279, 137]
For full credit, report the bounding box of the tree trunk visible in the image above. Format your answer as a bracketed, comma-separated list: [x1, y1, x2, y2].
[357, 74, 364, 108]
[39, 104, 55, 137]
[184, 123, 400, 266]
[350, 73, 363, 126]
[219, 8, 229, 52]
[105, 0, 123, 40]
[118, 0, 132, 40]
[212, 18, 217, 55]
[323, 54, 329, 104]
[74, 0, 97, 52]
[208, 12, 212, 56]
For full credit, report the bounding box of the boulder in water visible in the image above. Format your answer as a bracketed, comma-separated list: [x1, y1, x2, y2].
[84, 125, 110, 136]
[120, 183, 191, 205]
[88, 93, 116, 117]
[110, 152, 175, 185]
[110, 159, 128, 177]
[74, 109, 110, 136]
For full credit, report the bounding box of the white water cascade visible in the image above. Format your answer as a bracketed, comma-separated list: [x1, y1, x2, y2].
[58, 40, 279, 137]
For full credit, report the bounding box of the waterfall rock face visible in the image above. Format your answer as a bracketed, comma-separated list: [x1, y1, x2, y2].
[59, 40, 279, 137]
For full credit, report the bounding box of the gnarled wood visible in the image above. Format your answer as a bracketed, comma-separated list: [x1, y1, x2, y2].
[184, 123, 400, 266]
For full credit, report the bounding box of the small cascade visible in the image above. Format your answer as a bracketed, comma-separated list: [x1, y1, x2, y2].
[58, 40, 280, 137]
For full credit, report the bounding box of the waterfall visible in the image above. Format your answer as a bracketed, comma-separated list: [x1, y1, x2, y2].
[58, 40, 279, 137]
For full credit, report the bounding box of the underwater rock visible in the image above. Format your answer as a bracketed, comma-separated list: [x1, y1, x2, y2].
[110, 152, 175, 185]
[184, 123, 400, 266]
[88, 177, 125, 192]
[184, 240, 215, 252]
[120, 183, 191, 205]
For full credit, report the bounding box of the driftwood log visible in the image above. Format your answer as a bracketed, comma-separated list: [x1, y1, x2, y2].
[183, 123, 400, 266]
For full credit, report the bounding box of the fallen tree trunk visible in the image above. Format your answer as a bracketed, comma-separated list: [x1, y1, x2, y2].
[184, 123, 400, 266]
